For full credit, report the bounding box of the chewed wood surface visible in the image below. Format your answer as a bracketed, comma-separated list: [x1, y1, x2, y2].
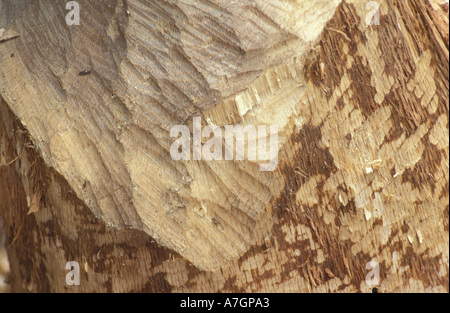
[0, 0, 448, 292]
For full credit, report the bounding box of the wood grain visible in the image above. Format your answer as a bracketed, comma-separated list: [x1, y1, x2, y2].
[0, 0, 448, 292]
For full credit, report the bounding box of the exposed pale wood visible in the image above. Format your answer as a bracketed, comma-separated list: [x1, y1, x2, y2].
[0, 0, 448, 292]
[0, 0, 342, 271]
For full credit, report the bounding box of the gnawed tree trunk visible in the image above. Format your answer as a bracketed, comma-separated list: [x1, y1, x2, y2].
[0, 0, 448, 292]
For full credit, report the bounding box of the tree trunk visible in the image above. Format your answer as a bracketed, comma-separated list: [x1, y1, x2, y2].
[0, 0, 448, 293]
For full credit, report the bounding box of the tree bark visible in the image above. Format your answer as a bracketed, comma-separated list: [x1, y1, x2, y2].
[0, 0, 448, 292]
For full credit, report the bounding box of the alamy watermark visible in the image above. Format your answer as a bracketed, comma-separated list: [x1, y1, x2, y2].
[65, 1, 80, 26]
[170, 117, 279, 172]
[65, 261, 80, 286]
[64, 1, 381, 27]
[366, 1, 381, 26]
[365, 259, 380, 286]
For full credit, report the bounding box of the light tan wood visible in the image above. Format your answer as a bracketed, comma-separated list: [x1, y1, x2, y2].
[0, 0, 448, 292]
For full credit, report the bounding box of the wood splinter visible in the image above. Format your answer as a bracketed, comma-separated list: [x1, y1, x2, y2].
[0, 28, 20, 42]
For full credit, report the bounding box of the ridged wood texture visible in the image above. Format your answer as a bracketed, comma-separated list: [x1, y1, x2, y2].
[0, 0, 448, 292]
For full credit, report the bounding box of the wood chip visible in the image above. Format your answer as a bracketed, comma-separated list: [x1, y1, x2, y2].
[325, 268, 335, 278]
[0, 28, 20, 42]
[27, 192, 41, 215]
